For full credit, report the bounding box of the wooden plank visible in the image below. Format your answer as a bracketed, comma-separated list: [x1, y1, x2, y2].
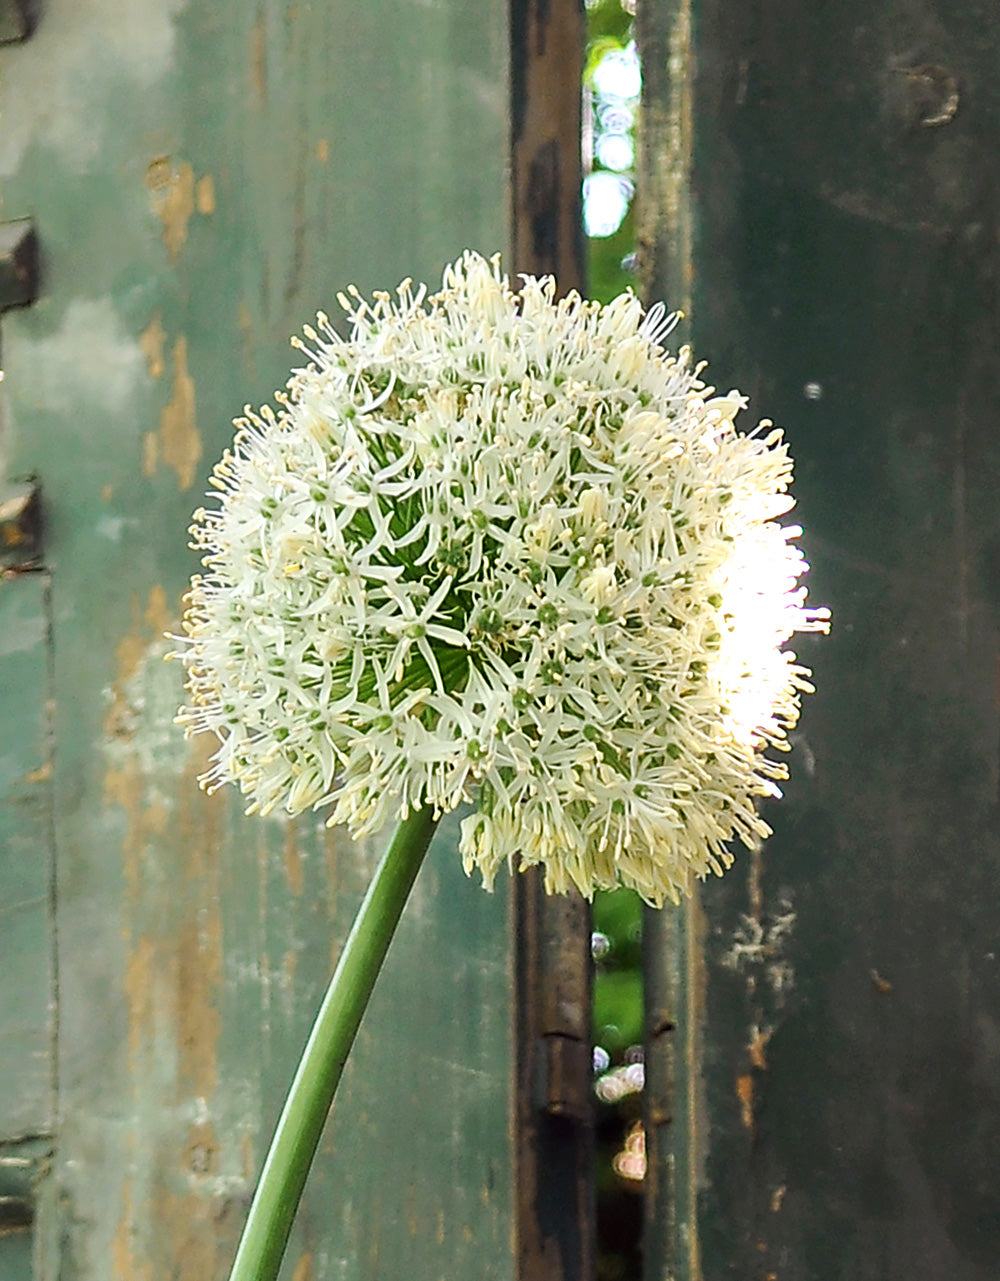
[0, 571, 54, 1143]
[510, 3, 595, 1279]
[511, 0, 587, 289]
[640, 2, 1000, 1278]
[0, 1, 513, 1276]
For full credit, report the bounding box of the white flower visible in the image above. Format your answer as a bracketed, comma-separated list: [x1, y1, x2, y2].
[176, 252, 828, 906]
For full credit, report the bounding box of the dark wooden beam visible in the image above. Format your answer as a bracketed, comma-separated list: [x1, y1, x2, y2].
[510, 6, 593, 1279]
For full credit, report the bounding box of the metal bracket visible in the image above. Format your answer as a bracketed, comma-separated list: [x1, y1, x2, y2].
[513, 869, 595, 1281]
[0, 481, 43, 569]
[0, 220, 39, 312]
[0, 1138, 51, 1232]
[529, 890, 593, 1121]
[0, 0, 31, 44]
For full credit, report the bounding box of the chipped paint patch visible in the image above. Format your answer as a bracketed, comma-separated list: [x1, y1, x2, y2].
[238, 299, 255, 375]
[176, 913, 222, 1099]
[142, 431, 158, 477]
[722, 894, 797, 1005]
[146, 157, 195, 261]
[157, 336, 201, 490]
[124, 935, 155, 1066]
[736, 1072, 754, 1133]
[112, 1179, 153, 1281]
[748, 1022, 772, 1070]
[292, 1253, 314, 1281]
[241, 1131, 254, 1180]
[196, 174, 216, 215]
[139, 326, 203, 488]
[281, 947, 298, 995]
[103, 587, 188, 790]
[140, 312, 166, 379]
[284, 819, 303, 895]
[105, 585, 224, 1116]
[184, 1119, 219, 1175]
[149, 1179, 235, 1280]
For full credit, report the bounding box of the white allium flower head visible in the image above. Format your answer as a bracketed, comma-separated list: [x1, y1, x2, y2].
[177, 252, 828, 906]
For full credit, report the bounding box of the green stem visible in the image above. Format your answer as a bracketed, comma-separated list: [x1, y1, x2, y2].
[228, 804, 440, 1281]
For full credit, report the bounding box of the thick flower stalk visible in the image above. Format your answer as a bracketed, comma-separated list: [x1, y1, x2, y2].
[178, 251, 827, 907]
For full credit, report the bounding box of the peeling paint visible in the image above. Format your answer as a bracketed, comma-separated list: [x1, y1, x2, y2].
[748, 1023, 772, 1071]
[141, 336, 201, 488]
[238, 299, 255, 375]
[195, 174, 216, 216]
[103, 586, 187, 787]
[146, 157, 195, 261]
[159, 336, 202, 490]
[292, 1254, 314, 1281]
[176, 914, 222, 1100]
[142, 431, 158, 478]
[5, 0, 517, 1274]
[870, 968, 893, 995]
[124, 936, 154, 1066]
[104, 584, 223, 1115]
[151, 1180, 233, 1280]
[184, 1120, 219, 1176]
[284, 819, 303, 896]
[721, 896, 797, 1004]
[140, 312, 166, 380]
[111, 1179, 153, 1281]
[281, 947, 298, 997]
[735, 1072, 754, 1133]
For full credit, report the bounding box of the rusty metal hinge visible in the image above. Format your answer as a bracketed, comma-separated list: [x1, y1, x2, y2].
[530, 890, 593, 1121]
[0, 0, 33, 45]
[514, 869, 595, 1281]
[0, 1139, 50, 1234]
[0, 480, 43, 570]
[0, 220, 39, 312]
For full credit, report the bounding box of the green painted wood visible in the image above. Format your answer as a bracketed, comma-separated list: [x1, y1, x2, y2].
[0, 2, 512, 1277]
[641, 2, 1000, 1279]
[0, 571, 53, 1144]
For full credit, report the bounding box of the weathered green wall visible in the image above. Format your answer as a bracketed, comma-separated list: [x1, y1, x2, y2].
[640, 3, 1000, 1279]
[0, 2, 513, 1277]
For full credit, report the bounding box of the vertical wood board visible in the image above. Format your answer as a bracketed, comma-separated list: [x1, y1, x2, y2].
[0, 2, 514, 1277]
[640, 3, 1000, 1279]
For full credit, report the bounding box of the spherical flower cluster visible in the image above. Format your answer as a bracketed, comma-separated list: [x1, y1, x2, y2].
[177, 252, 827, 906]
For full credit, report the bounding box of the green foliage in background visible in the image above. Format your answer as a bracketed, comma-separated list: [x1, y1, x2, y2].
[584, 0, 636, 304]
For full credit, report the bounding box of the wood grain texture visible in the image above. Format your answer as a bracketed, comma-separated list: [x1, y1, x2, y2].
[510, 0, 586, 290]
[640, 3, 1000, 1278]
[0, 2, 513, 1277]
[509, 4, 594, 1279]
